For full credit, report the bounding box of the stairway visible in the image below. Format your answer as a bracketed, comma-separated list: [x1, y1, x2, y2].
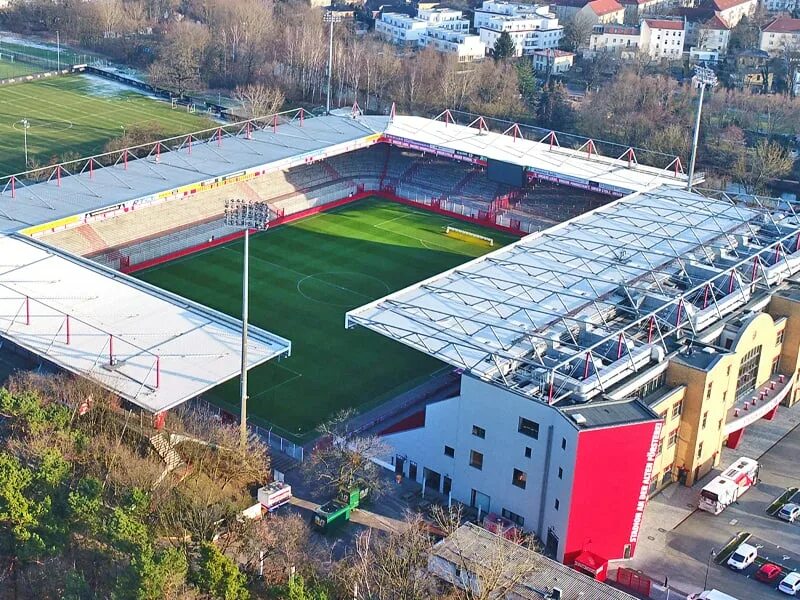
[149, 432, 185, 488]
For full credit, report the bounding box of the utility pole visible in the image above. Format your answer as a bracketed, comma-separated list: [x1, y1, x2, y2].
[224, 199, 271, 450]
[56, 30, 60, 71]
[687, 64, 717, 191]
[324, 11, 342, 115]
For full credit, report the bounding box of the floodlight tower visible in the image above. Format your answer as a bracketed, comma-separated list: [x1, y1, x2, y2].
[687, 64, 718, 191]
[19, 118, 30, 167]
[224, 199, 271, 450]
[324, 11, 342, 115]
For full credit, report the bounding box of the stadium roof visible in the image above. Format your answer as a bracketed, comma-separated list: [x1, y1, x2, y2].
[382, 115, 687, 194]
[0, 235, 291, 413]
[347, 186, 800, 405]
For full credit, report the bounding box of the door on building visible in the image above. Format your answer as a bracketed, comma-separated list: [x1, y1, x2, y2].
[470, 489, 491, 516]
[443, 476, 452, 496]
[544, 527, 559, 559]
[395, 455, 405, 476]
[423, 468, 441, 493]
[409, 461, 418, 481]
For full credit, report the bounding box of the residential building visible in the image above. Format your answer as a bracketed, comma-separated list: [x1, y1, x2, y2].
[532, 48, 576, 72]
[640, 18, 685, 60]
[617, 0, 670, 24]
[760, 17, 800, 55]
[587, 23, 640, 57]
[476, 1, 563, 57]
[358, 186, 800, 565]
[430, 523, 639, 597]
[375, 13, 431, 44]
[763, 0, 799, 13]
[708, 0, 757, 27]
[689, 47, 721, 63]
[551, 0, 626, 25]
[420, 28, 487, 61]
[696, 14, 731, 54]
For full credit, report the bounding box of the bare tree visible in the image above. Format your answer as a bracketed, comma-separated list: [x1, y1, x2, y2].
[148, 21, 211, 97]
[733, 139, 794, 193]
[234, 83, 285, 118]
[562, 13, 596, 52]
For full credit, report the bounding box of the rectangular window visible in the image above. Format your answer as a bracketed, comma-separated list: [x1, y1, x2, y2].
[501, 508, 524, 526]
[655, 438, 664, 456]
[667, 428, 679, 448]
[518, 417, 539, 439]
[718, 419, 723, 430]
[706, 383, 712, 400]
[658, 411, 667, 421]
[736, 345, 762, 399]
[512, 468, 527, 489]
[671, 401, 683, 418]
[697, 442, 703, 458]
[444, 445, 455, 458]
[561, 438, 567, 450]
[701, 412, 708, 429]
[558, 467, 563, 479]
[472, 425, 486, 439]
[470, 450, 483, 470]
[777, 330, 784, 345]
[524, 447, 532, 458]
[772, 356, 780, 375]
[554, 499, 560, 510]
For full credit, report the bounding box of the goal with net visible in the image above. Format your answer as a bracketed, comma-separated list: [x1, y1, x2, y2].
[445, 226, 494, 247]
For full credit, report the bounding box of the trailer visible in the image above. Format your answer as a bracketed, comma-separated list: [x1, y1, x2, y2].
[257, 482, 293, 513]
[699, 457, 759, 514]
[312, 487, 368, 532]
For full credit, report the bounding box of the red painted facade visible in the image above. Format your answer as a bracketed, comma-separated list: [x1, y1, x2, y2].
[563, 419, 661, 564]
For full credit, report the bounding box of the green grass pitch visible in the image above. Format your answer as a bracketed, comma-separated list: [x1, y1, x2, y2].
[0, 74, 214, 176]
[137, 198, 518, 440]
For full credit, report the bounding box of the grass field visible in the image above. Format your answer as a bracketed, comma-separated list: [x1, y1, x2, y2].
[0, 56, 42, 79]
[0, 74, 215, 176]
[137, 198, 517, 439]
[0, 39, 97, 69]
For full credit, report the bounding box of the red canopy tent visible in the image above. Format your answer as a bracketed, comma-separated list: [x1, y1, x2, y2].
[572, 550, 609, 582]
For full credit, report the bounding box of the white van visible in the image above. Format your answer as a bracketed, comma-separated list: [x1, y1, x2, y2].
[726, 542, 758, 570]
[687, 590, 739, 600]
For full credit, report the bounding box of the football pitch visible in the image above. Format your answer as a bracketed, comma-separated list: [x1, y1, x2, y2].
[137, 198, 518, 439]
[0, 74, 214, 176]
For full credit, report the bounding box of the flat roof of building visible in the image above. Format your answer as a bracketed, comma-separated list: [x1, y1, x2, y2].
[431, 523, 638, 600]
[347, 186, 800, 406]
[0, 235, 291, 413]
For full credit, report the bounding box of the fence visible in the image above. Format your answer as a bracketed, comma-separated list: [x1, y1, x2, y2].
[614, 567, 652, 596]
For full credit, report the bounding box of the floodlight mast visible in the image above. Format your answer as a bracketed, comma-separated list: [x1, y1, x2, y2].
[687, 64, 717, 191]
[324, 11, 342, 115]
[224, 199, 271, 450]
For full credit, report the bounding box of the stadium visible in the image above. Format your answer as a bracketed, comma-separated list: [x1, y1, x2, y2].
[0, 102, 684, 440]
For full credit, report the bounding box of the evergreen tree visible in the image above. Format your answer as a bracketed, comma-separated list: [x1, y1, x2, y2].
[493, 31, 516, 61]
[516, 60, 539, 111]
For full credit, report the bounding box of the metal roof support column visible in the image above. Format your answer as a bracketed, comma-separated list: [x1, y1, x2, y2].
[675, 299, 684, 327]
[217, 127, 222, 147]
[647, 316, 655, 343]
[617, 333, 625, 359]
[25, 296, 30, 325]
[109, 335, 114, 365]
[583, 351, 591, 380]
[156, 356, 160, 388]
[703, 284, 710, 309]
[66, 314, 70, 345]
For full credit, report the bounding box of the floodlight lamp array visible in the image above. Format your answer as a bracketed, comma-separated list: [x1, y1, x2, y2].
[224, 199, 271, 230]
[323, 10, 343, 22]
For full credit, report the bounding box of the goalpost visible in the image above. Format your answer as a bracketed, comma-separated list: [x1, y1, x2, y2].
[445, 226, 494, 247]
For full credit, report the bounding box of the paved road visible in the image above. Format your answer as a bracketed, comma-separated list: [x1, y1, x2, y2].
[639, 419, 800, 598]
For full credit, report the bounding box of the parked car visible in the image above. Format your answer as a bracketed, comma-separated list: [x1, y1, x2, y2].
[726, 542, 758, 570]
[778, 503, 800, 523]
[755, 563, 783, 583]
[779, 572, 800, 595]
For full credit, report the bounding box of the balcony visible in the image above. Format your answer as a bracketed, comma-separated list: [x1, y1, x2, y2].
[724, 374, 792, 446]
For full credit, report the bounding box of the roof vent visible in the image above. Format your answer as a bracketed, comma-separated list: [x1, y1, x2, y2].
[571, 413, 587, 425]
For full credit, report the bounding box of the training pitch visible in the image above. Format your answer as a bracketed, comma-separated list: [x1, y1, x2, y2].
[0, 73, 214, 176]
[137, 198, 517, 439]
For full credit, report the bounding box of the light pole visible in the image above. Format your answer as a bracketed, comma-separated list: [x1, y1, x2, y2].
[20, 118, 30, 167]
[703, 548, 716, 590]
[224, 199, 271, 450]
[323, 11, 342, 115]
[687, 64, 717, 191]
[56, 30, 60, 71]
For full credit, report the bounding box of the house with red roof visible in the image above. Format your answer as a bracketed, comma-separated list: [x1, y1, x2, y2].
[550, 0, 625, 25]
[616, 0, 670, 24]
[640, 18, 685, 60]
[708, 0, 757, 27]
[696, 13, 731, 54]
[759, 17, 800, 55]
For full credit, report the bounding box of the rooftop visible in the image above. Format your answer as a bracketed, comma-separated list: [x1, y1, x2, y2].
[0, 235, 291, 413]
[430, 523, 638, 600]
[593, 24, 640, 35]
[347, 187, 800, 407]
[762, 17, 800, 34]
[644, 18, 685, 30]
[532, 49, 575, 57]
[586, 0, 625, 16]
[711, 0, 755, 10]
[703, 14, 731, 29]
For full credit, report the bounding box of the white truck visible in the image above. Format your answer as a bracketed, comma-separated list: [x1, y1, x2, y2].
[257, 481, 293, 513]
[698, 457, 759, 515]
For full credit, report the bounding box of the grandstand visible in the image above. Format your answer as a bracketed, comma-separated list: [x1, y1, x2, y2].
[0, 107, 692, 434]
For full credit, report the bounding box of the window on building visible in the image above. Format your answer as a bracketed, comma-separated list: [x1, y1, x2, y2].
[697, 442, 704, 458]
[633, 372, 667, 399]
[658, 411, 667, 422]
[706, 383, 713, 400]
[702, 412, 708, 429]
[558, 467, 563, 479]
[472, 425, 486, 439]
[736, 345, 762, 399]
[501, 508, 525, 526]
[561, 438, 567, 450]
[470, 450, 483, 470]
[718, 419, 723, 430]
[777, 329, 784, 345]
[444, 445, 455, 458]
[662, 463, 673, 485]
[512, 469, 527, 489]
[726, 365, 732, 377]
[554, 499, 560, 510]
[671, 401, 683, 418]
[524, 447, 532, 458]
[518, 417, 539, 439]
[656, 438, 664, 456]
[772, 356, 781, 375]
[667, 428, 679, 448]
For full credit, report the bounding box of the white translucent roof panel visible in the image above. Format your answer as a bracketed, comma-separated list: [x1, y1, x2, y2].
[0, 235, 291, 412]
[346, 187, 766, 380]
